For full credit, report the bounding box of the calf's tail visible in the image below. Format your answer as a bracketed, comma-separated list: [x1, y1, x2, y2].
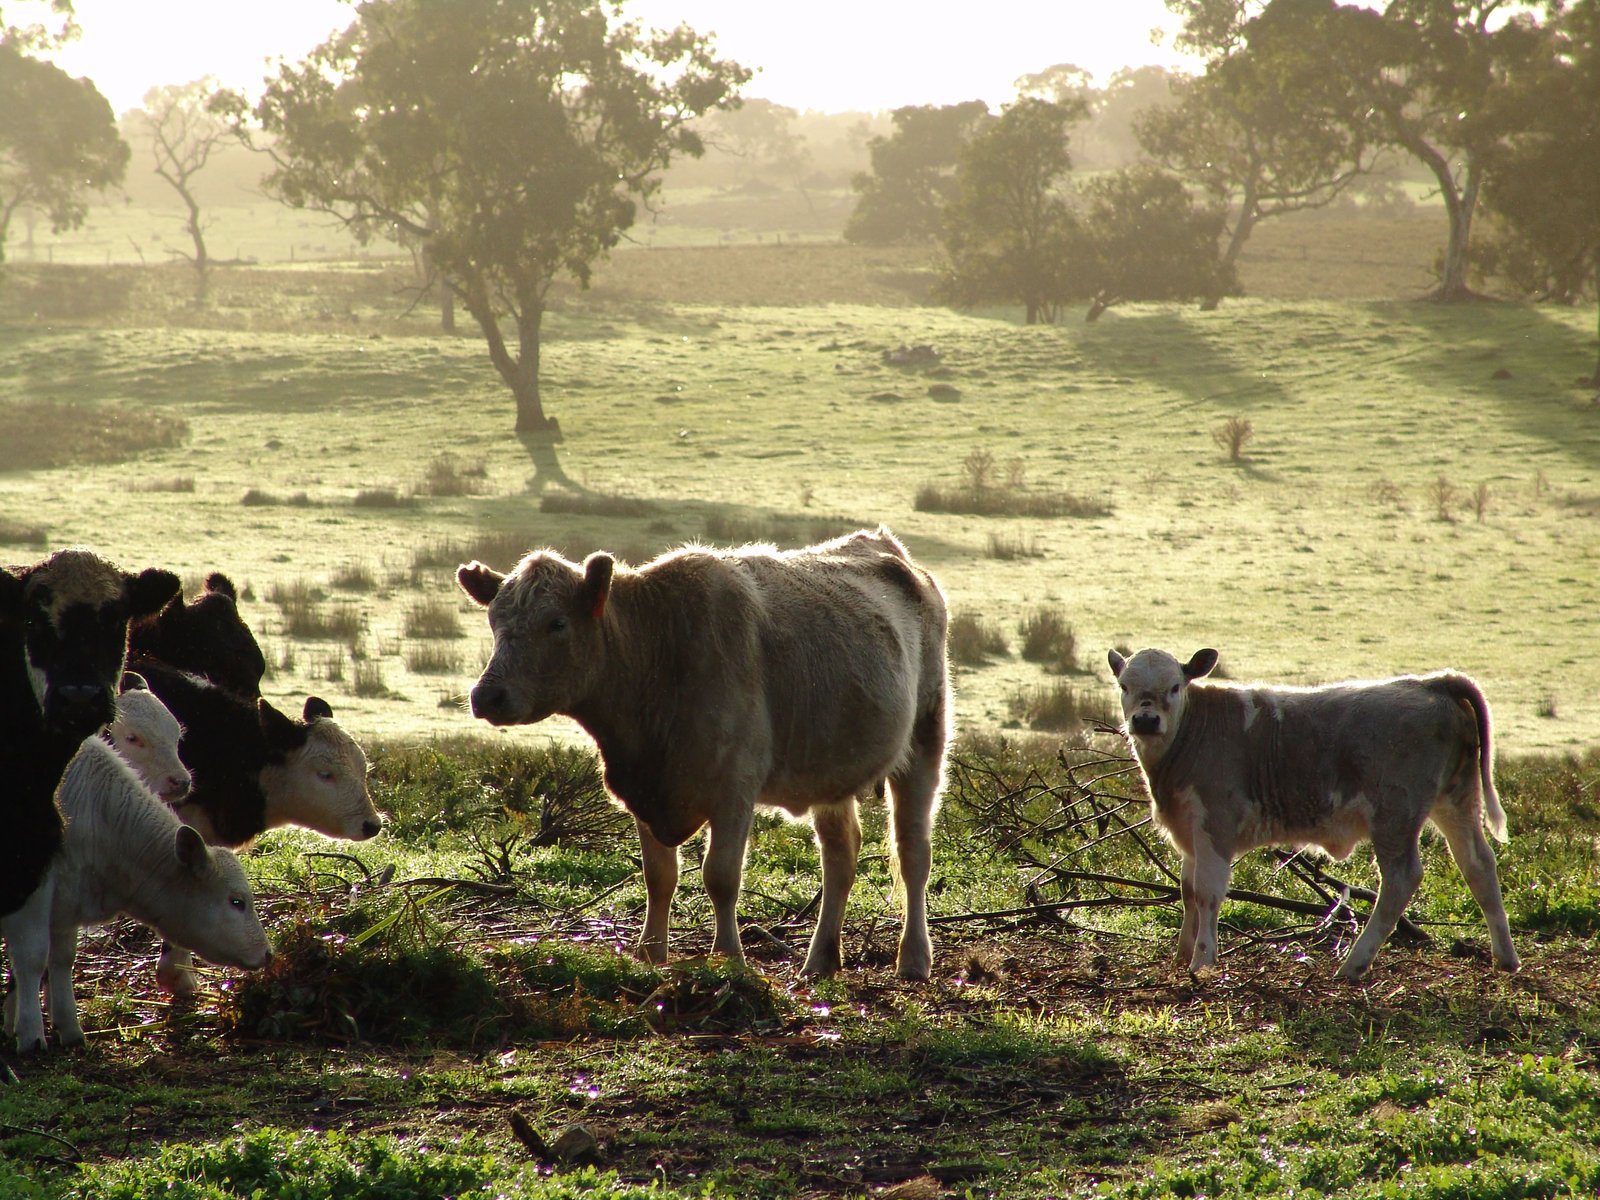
[1451, 674, 1507, 842]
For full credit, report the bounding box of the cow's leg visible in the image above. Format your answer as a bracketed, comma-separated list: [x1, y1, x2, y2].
[2, 894, 50, 1053]
[634, 816, 679, 966]
[1187, 841, 1231, 971]
[800, 797, 861, 978]
[1177, 854, 1201, 965]
[703, 803, 754, 965]
[888, 725, 943, 981]
[44, 921, 83, 1047]
[1339, 837, 1424, 981]
[1432, 806, 1520, 972]
[156, 943, 200, 997]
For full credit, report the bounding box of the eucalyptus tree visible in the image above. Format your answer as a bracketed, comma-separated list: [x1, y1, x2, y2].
[221, 0, 748, 473]
[137, 78, 230, 302]
[844, 101, 992, 245]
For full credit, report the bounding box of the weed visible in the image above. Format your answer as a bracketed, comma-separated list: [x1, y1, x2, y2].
[1471, 480, 1491, 522]
[948, 610, 1009, 666]
[330, 560, 376, 591]
[986, 530, 1044, 560]
[352, 659, 388, 698]
[1018, 606, 1079, 673]
[1007, 681, 1117, 734]
[540, 491, 658, 518]
[415, 452, 487, 498]
[1212, 414, 1255, 462]
[404, 596, 463, 639]
[353, 487, 410, 509]
[405, 642, 462, 674]
[269, 580, 366, 641]
[1429, 474, 1458, 521]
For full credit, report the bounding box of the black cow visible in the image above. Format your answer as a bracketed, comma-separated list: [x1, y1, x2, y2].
[128, 572, 265, 698]
[0, 548, 181, 915]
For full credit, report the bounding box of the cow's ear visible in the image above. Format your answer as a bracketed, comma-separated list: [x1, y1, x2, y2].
[457, 562, 505, 607]
[581, 553, 614, 621]
[1108, 649, 1127, 679]
[174, 824, 212, 876]
[258, 698, 305, 750]
[204, 572, 238, 601]
[122, 671, 148, 692]
[304, 696, 333, 722]
[127, 568, 182, 617]
[1183, 649, 1219, 680]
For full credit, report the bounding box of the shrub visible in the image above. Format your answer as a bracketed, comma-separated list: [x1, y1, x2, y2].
[353, 487, 409, 509]
[1018, 607, 1078, 673]
[1212, 415, 1255, 463]
[404, 596, 463, 639]
[269, 579, 365, 641]
[1007, 681, 1117, 734]
[948, 610, 1009, 666]
[916, 451, 1110, 518]
[405, 642, 462, 674]
[987, 530, 1043, 560]
[415, 452, 487, 497]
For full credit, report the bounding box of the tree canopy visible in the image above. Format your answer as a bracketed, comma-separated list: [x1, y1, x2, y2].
[226, 0, 748, 452]
[0, 37, 127, 266]
[844, 101, 991, 245]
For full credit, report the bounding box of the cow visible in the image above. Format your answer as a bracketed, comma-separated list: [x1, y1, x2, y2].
[457, 526, 950, 980]
[3, 718, 272, 1053]
[1107, 646, 1520, 981]
[128, 572, 266, 698]
[0, 548, 181, 917]
[127, 654, 379, 994]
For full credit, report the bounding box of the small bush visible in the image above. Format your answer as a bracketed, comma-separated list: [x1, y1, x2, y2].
[415, 452, 487, 498]
[330, 560, 377, 591]
[1430, 475, 1458, 521]
[948, 610, 1009, 666]
[0, 400, 188, 472]
[353, 487, 410, 509]
[404, 596, 463, 639]
[987, 530, 1043, 560]
[1018, 607, 1078, 673]
[352, 659, 388, 698]
[270, 579, 365, 641]
[1007, 681, 1117, 734]
[1212, 415, 1255, 463]
[406, 642, 463, 674]
[540, 490, 657, 517]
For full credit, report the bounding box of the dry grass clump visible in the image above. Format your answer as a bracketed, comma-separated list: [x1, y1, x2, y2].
[415, 453, 488, 498]
[700, 512, 865, 549]
[1006, 681, 1118, 734]
[242, 488, 310, 507]
[353, 487, 411, 509]
[540, 490, 658, 518]
[1017, 607, 1078, 674]
[1429, 475, 1458, 522]
[915, 450, 1110, 519]
[0, 400, 188, 472]
[269, 578, 365, 641]
[406, 643, 463, 675]
[0, 519, 49, 548]
[404, 597, 463, 639]
[411, 532, 535, 574]
[131, 475, 195, 494]
[948, 610, 1009, 667]
[352, 659, 388, 698]
[986, 531, 1044, 560]
[1212, 415, 1255, 463]
[331, 561, 377, 592]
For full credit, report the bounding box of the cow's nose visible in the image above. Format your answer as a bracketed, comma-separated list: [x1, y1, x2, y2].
[56, 683, 102, 707]
[167, 777, 191, 801]
[470, 682, 509, 719]
[361, 819, 383, 839]
[1130, 712, 1162, 735]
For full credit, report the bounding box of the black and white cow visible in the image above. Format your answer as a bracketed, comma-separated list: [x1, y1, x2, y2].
[0, 549, 180, 916]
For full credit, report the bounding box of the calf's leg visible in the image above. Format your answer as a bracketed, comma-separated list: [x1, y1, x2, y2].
[44, 922, 83, 1047]
[1431, 805, 1520, 972]
[1185, 841, 1231, 972]
[1338, 837, 1424, 981]
[634, 817, 679, 965]
[800, 797, 861, 978]
[1177, 855, 1201, 966]
[156, 942, 200, 997]
[3, 887, 52, 1053]
[703, 803, 754, 965]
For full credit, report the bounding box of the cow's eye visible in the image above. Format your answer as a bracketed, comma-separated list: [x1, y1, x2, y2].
[317, 769, 335, 783]
[1169, 684, 1181, 697]
[549, 616, 568, 633]
[229, 895, 247, 911]
[124, 733, 143, 747]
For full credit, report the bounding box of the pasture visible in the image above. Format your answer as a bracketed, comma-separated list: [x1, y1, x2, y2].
[1, 213, 1599, 1197]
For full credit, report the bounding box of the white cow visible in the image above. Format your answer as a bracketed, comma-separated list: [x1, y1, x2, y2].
[3, 715, 272, 1053]
[1108, 646, 1519, 981]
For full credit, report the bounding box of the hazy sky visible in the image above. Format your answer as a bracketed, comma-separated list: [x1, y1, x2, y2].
[34, 0, 1200, 117]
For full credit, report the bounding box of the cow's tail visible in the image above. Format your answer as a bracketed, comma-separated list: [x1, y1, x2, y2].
[1451, 674, 1507, 842]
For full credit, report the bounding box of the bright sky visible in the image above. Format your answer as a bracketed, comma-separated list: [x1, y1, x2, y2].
[32, 0, 1200, 117]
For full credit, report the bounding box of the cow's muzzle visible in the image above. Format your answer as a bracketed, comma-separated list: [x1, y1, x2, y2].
[470, 681, 516, 725]
[45, 683, 115, 734]
[1129, 711, 1162, 736]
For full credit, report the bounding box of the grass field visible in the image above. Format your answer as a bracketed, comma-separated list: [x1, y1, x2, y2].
[1, 208, 1598, 1197]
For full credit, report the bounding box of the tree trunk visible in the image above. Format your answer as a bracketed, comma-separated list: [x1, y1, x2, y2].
[180, 185, 208, 305]
[1204, 192, 1258, 312]
[1413, 139, 1480, 302]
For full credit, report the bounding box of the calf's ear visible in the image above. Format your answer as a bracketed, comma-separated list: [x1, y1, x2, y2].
[457, 562, 505, 607]
[581, 553, 614, 620]
[258, 698, 307, 751]
[1183, 648, 1220, 680]
[174, 825, 212, 876]
[303, 696, 333, 722]
[1108, 649, 1127, 678]
[126, 568, 183, 617]
[122, 671, 148, 692]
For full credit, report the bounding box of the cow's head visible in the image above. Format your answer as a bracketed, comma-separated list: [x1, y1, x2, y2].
[457, 549, 614, 727]
[1108, 647, 1218, 751]
[258, 696, 381, 841]
[131, 571, 266, 698]
[106, 675, 192, 804]
[2, 549, 181, 736]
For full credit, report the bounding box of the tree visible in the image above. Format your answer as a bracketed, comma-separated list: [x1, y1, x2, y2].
[844, 101, 990, 245]
[0, 38, 128, 267]
[936, 99, 1082, 324]
[1479, 0, 1600, 382]
[136, 78, 230, 303]
[1065, 166, 1235, 321]
[225, 0, 747, 471]
[0, 0, 75, 52]
[1330, 0, 1554, 302]
[1143, 0, 1380, 308]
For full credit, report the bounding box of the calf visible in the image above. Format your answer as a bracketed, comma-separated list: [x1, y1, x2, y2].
[129, 655, 377, 993]
[128, 572, 266, 698]
[104, 674, 191, 804]
[3, 726, 271, 1053]
[0, 548, 181, 916]
[1108, 646, 1519, 981]
[458, 526, 950, 979]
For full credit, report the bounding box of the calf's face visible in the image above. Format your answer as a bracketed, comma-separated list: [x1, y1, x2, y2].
[4, 550, 181, 736]
[106, 681, 191, 804]
[457, 551, 614, 726]
[1108, 647, 1219, 748]
[166, 826, 273, 971]
[259, 698, 381, 840]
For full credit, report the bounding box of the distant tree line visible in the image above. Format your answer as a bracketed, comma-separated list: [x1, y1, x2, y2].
[846, 0, 1600, 351]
